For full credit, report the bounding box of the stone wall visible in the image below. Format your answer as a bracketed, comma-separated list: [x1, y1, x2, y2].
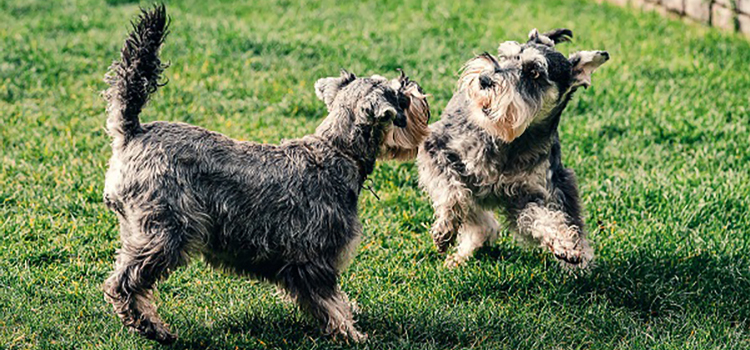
[601, 0, 750, 37]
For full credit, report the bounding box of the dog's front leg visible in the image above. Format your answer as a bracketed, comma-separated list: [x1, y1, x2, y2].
[504, 161, 592, 270]
[430, 204, 463, 254]
[444, 208, 499, 268]
[515, 202, 591, 267]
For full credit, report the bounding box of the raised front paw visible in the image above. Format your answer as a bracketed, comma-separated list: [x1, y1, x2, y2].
[548, 237, 593, 270]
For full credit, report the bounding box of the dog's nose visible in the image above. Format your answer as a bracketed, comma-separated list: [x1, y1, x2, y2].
[600, 51, 610, 61]
[394, 113, 407, 128]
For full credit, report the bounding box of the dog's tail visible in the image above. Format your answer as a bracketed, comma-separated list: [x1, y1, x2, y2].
[104, 4, 169, 147]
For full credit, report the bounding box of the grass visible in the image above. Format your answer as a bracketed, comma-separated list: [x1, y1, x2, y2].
[2, 0, 750, 348]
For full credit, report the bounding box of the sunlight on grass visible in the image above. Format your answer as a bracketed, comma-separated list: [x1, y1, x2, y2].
[1, 0, 749, 349]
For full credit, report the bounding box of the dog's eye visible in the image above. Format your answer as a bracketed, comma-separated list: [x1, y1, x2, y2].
[479, 75, 493, 89]
[382, 108, 396, 121]
[523, 62, 543, 79]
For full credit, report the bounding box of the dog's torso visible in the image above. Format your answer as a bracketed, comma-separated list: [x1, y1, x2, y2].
[419, 93, 563, 210]
[104, 121, 363, 280]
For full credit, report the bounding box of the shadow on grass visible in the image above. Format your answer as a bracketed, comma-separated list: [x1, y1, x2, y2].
[171, 307, 501, 350]
[165, 248, 750, 349]
[172, 314, 318, 349]
[473, 246, 750, 321]
[560, 250, 750, 321]
[105, 0, 139, 5]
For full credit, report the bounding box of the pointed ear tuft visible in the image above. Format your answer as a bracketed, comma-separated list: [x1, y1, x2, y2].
[527, 28, 555, 47]
[315, 69, 357, 108]
[338, 68, 356, 82]
[569, 50, 610, 88]
[542, 28, 573, 44]
[396, 68, 407, 83]
[527, 28, 572, 47]
[528, 28, 540, 41]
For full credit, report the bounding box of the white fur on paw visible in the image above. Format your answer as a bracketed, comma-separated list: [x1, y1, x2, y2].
[549, 238, 593, 270]
[444, 253, 468, 269]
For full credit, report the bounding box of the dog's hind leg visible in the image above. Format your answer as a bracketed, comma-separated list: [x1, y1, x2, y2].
[103, 214, 187, 345]
[280, 261, 366, 342]
[444, 208, 499, 268]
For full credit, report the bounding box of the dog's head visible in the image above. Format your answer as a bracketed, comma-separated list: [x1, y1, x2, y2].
[458, 28, 609, 142]
[314, 69, 430, 159]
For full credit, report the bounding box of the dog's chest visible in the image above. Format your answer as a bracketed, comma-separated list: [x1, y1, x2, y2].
[452, 132, 550, 201]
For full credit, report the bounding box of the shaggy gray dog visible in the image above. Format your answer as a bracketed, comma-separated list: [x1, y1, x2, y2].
[417, 29, 609, 269]
[101, 5, 429, 344]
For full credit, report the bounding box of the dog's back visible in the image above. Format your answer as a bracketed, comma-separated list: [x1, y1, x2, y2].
[106, 119, 362, 267]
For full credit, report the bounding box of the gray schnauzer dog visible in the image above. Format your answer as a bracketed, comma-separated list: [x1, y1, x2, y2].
[417, 29, 609, 269]
[101, 5, 429, 344]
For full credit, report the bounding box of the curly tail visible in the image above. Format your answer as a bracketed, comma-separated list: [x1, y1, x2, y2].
[104, 4, 169, 148]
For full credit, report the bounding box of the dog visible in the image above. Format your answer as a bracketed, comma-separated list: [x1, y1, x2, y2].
[417, 29, 609, 269]
[101, 5, 429, 344]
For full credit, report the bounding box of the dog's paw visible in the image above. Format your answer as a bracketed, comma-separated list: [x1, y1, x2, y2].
[348, 330, 368, 343]
[332, 327, 368, 343]
[548, 238, 593, 271]
[136, 321, 177, 345]
[274, 286, 295, 304]
[443, 253, 468, 269]
[430, 224, 456, 254]
[434, 240, 451, 254]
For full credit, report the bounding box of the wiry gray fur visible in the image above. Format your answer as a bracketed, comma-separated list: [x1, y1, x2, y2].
[101, 5, 428, 344]
[418, 29, 609, 269]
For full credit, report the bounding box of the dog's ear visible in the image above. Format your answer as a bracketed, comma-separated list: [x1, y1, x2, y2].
[527, 28, 573, 47]
[527, 29, 555, 47]
[381, 69, 431, 160]
[395, 69, 430, 127]
[315, 69, 356, 108]
[542, 28, 573, 45]
[569, 50, 610, 88]
[497, 41, 522, 59]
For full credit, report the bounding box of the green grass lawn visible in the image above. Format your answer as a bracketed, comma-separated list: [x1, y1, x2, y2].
[2, 0, 750, 348]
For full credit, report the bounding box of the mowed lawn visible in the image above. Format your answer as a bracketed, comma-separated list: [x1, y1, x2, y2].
[2, 0, 750, 349]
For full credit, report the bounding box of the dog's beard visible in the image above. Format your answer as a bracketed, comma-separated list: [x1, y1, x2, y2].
[379, 79, 431, 160]
[468, 78, 539, 143]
